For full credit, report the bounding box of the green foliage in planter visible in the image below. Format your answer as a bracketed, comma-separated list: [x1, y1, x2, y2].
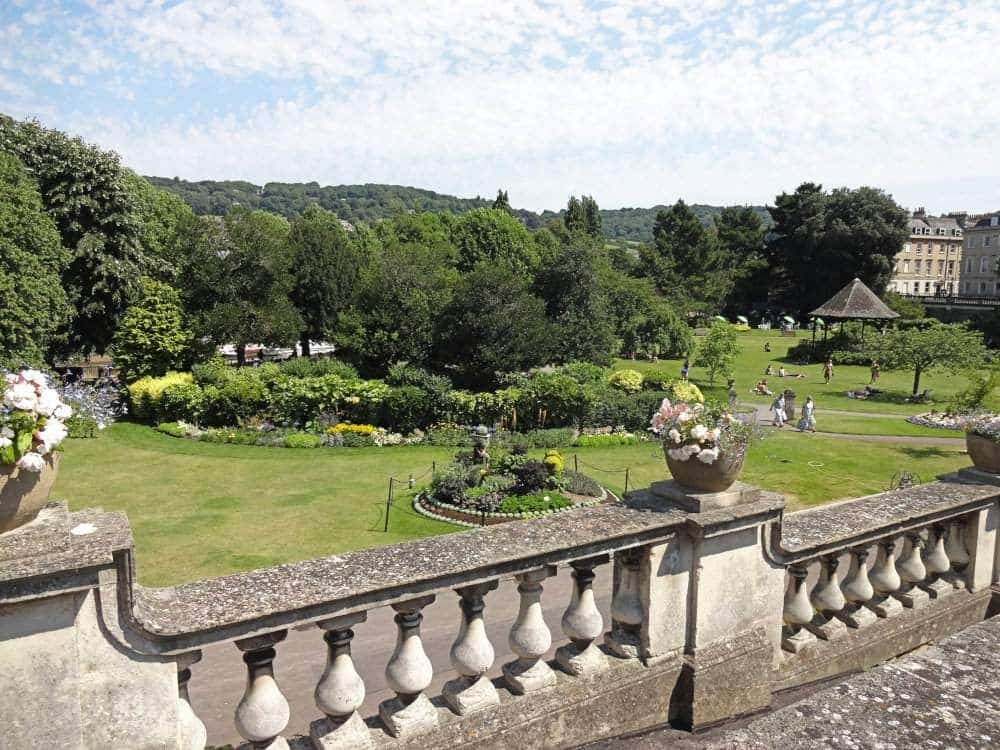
[499, 493, 573, 514]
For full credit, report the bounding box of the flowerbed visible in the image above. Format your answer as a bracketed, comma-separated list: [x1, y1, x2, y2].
[906, 411, 987, 431]
[414, 446, 607, 526]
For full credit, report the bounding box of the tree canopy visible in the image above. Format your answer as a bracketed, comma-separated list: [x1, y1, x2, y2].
[868, 322, 986, 395]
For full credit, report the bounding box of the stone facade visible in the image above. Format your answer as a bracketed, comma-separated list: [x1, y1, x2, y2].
[887, 211, 963, 296]
[2, 470, 1000, 749]
[959, 213, 1000, 297]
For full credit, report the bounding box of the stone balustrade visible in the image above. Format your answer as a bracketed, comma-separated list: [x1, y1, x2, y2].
[2, 468, 999, 748]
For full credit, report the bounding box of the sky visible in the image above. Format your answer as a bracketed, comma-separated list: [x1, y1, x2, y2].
[2, 0, 999, 214]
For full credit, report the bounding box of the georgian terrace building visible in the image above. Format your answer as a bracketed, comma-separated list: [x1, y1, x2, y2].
[887, 211, 963, 296]
[960, 213, 1000, 297]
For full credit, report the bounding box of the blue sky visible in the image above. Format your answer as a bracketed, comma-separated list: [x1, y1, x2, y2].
[2, 0, 998, 213]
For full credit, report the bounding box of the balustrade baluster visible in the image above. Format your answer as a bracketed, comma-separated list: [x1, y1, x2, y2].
[235, 632, 290, 750]
[922, 524, 954, 598]
[866, 539, 904, 617]
[895, 533, 930, 608]
[605, 547, 644, 659]
[945, 518, 970, 588]
[838, 547, 878, 628]
[310, 613, 372, 750]
[781, 564, 817, 652]
[556, 555, 610, 676]
[379, 596, 438, 739]
[176, 652, 207, 750]
[806, 556, 848, 640]
[503, 566, 558, 694]
[443, 582, 500, 715]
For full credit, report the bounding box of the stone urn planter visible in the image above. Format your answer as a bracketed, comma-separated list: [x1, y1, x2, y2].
[664, 445, 745, 493]
[966, 433, 1000, 474]
[0, 454, 59, 534]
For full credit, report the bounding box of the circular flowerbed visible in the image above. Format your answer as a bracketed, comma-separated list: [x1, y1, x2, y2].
[906, 411, 998, 431]
[413, 447, 609, 527]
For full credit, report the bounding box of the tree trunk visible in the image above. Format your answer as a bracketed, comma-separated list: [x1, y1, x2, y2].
[236, 344, 246, 368]
[300, 336, 311, 358]
[912, 365, 922, 395]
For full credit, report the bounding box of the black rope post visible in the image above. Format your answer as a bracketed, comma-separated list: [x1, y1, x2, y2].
[432, 460, 436, 478]
[574, 454, 579, 473]
[383, 477, 394, 532]
[624, 468, 630, 497]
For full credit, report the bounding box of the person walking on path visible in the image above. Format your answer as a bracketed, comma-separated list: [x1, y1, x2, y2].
[822, 358, 834, 384]
[870, 360, 881, 385]
[681, 357, 690, 382]
[798, 396, 817, 432]
[727, 379, 738, 410]
[771, 392, 787, 428]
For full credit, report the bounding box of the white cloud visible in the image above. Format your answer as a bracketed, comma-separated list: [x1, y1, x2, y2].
[5, 0, 1000, 213]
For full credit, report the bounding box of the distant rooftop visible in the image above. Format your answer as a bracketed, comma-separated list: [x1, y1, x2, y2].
[810, 277, 899, 320]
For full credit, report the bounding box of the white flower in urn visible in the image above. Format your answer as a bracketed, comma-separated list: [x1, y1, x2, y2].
[667, 428, 681, 444]
[16, 452, 45, 473]
[690, 424, 709, 442]
[5, 381, 38, 411]
[697, 447, 720, 464]
[36, 387, 61, 417]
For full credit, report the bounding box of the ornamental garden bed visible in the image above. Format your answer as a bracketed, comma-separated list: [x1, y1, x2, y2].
[411, 446, 611, 526]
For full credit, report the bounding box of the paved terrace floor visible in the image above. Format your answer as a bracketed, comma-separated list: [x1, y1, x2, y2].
[589, 609, 1000, 750]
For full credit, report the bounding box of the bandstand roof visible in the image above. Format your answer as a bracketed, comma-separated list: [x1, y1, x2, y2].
[809, 278, 899, 321]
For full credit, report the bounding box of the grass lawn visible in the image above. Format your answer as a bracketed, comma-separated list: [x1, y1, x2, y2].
[55, 423, 971, 586]
[815, 414, 960, 438]
[615, 328, 968, 416]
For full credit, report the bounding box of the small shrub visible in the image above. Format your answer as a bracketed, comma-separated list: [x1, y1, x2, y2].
[284, 432, 321, 448]
[668, 381, 704, 404]
[157, 421, 186, 438]
[641, 369, 675, 391]
[380, 385, 433, 433]
[340, 431, 375, 447]
[514, 460, 549, 493]
[191, 356, 233, 386]
[573, 433, 639, 447]
[425, 424, 472, 447]
[327, 422, 377, 436]
[564, 470, 601, 497]
[500, 493, 573, 514]
[278, 358, 359, 380]
[497, 450, 530, 475]
[543, 449, 564, 476]
[159, 382, 205, 423]
[608, 369, 644, 393]
[128, 372, 194, 422]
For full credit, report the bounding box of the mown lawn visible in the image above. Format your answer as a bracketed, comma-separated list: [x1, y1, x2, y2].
[815, 414, 960, 438]
[55, 423, 970, 585]
[615, 328, 968, 416]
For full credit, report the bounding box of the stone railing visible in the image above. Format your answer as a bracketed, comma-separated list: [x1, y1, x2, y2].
[1, 468, 999, 749]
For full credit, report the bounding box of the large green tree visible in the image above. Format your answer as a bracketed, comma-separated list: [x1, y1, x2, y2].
[869, 322, 986, 395]
[180, 209, 301, 365]
[450, 207, 537, 274]
[337, 232, 458, 374]
[110, 277, 191, 382]
[766, 183, 907, 316]
[434, 263, 552, 389]
[288, 205, 362, 357]
[0, 115, 146, 353]
[639, 200, 733, 314]
[0, 152, 71, 366]
[128, 174, 197, 281]
[715, 205, 768, 313]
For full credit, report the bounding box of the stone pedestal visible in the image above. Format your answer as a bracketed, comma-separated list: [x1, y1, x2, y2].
[310, 713, 373, 750]
[556, 641, 608, 676]
[378, 694, 438, 740]
[650, 480, 761, 513]
[443, 675, 500, 714]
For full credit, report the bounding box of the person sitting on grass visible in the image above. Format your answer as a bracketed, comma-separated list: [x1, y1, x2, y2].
[778, 366, 805, 379]
[765, 364, 774, 376]
[754, 378, 773, 396]
[764, 341, 771, 352]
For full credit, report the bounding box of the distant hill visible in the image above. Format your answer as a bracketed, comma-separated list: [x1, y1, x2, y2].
[146, 176, 770, 242]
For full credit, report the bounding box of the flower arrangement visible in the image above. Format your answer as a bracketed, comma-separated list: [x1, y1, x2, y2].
[2, 370, 72, 472]
[650, 398, 751, 465]
[965, 415, 1000, 442]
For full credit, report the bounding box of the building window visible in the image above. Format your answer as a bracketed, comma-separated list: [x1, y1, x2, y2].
[904, 260, 910, 272]
[982, 256, 990, 273]
[903, 243, 910, 252]
[938, 260, 944, 274]
[987, 236, 993, 247]
[925, 281, 932, 293]
[916, 243, 923, 254]
[981, 281, 988, 294]
[902, 282, 908, 293]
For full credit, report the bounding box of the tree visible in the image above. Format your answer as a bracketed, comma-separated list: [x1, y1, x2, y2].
[535, 239, 616, 365]
[434, 263, 552, 389]
[110, 278, 191, 382]
[180, 209, 301, 365]
[564, 196, 586, 234]
[869, 322, 986, 395]
[600, 271, 692, 359]
[450, 207, 538, 274]
[0, 115, 146, 354]
[715, 206, 768, 313]
[693, 320, 740, 385]
[128, 175, 197, 281]
[639, 200, 733, 314]
[288, 205, 362, 357]
[492, 189, 512, 214]
[766, 183, 908, 316]
[0, 152, 71, 366]
[337, 232, 458, 374]
[581, 195, 602, 237]
[883, 291, 926, 320]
